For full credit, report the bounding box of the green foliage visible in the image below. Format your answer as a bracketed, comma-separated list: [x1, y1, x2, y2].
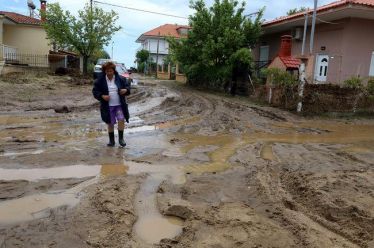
[163, 54, 175, 66]
[262, 68, 298, 87]
[229, 48, 253, 68]
[287, 7, 307, 16]
[169, 0, 263, 89]
[136, 49, 150, 64]
[367, 78, 374, 95]
[344, 76, 363, 89]
[138, 62, 146, 73]
[42, 3, 120, 74]
[90, 49, 110, 66]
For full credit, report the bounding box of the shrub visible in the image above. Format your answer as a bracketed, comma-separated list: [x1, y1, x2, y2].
[137, 62, 146, 73]
[367, 77, 374, 95]
[344, 76, 363, 89]
[262, 68, 297, 87]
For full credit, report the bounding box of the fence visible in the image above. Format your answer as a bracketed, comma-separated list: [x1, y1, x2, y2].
[156, 63, 187, 83]
[3, 53, 50, 67]
[1, 50, 80, 72]
[253, 60, 271, 78]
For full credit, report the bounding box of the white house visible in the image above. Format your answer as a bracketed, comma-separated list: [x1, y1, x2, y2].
[136, 24, 190, 65]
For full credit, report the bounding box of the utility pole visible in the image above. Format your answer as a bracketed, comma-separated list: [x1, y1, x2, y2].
[309, 0, 318, 54]
[111, 41, 114, 59]
[301, 9, 308, 56]
[155, 32, 160, 78]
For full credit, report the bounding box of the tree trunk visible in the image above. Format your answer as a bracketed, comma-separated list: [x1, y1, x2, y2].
[83, 55, 89, 75]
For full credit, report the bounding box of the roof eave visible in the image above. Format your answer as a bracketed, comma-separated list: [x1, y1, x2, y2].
[262, 3, 374, 30]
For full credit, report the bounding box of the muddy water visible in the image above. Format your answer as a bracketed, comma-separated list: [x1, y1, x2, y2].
[0, 178, 97, 227]
[0, 165, 101, 181]
[175, 134, 244, 174]
[260, 142, 276, 161]
[134, 173, 183, 244]
[2, 93, 374, 245]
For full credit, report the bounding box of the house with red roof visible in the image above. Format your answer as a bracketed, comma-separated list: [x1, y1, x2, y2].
[253, 0, 374, 84]
[0, 0, 50, 63]
[136, 24, 190, 65]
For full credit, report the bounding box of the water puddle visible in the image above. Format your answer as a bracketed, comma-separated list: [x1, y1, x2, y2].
[125, 125, 157, 133]
[0, 149, 45, 157]
[0, 165, 101, 181]
[175, 134, 244, 174]
[100, 164, 129, 177]
[0, 178, 97, 227]
[260, 143, 276, 161]
[134, 173, 183, 244]
[247, 122, 374, 145]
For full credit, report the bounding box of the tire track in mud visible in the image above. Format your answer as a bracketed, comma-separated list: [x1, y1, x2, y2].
[250, 160, 360, 248]
[156, 86, 369, 247]
[253, 142, 372, 247]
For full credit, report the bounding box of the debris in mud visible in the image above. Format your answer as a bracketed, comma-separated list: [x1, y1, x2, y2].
[10, 138, 40, 143]
[54, 105, 71, 113]
[164, 204, 194, 220]
[250, 106, 287, 121]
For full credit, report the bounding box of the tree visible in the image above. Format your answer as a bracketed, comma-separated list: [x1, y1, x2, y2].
[169, 0, 263, 88]
[136, 49, 150, 63]
[91, 49, 110, 64]
[287, 7, 307, 16]
[42, 3, 121, 74]
[136, 49, 150, 73]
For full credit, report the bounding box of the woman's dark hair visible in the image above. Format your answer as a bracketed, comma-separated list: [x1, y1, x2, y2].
[102, 61, 116, 73]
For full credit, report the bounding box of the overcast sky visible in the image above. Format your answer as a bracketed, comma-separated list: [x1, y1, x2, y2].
[2, 0, 335, 67]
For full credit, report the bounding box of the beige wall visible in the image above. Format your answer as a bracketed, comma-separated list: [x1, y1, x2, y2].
[3, 24, 50, 54]
[341, 18, 374, 81]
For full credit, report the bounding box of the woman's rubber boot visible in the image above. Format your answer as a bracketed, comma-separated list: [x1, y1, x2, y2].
[118, 130, 126, 147]
[107, 132, 115, 147]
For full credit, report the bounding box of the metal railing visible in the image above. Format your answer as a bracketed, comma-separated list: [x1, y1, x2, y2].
[1, 44, 18, 61]
[3, 53, 50, 67]
[253, 60, 271, 77]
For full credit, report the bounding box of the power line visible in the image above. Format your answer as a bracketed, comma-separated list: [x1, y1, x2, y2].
[93, 1, 188, 20]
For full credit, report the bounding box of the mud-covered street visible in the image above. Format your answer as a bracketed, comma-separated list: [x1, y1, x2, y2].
[0, 73, 373, 248]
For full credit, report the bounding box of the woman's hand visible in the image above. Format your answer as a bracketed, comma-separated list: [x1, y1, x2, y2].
[102, 95, 110, 101]
[119, 89, 127, 95]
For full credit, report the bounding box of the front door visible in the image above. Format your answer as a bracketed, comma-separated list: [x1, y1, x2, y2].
[314, 55, 329, 83]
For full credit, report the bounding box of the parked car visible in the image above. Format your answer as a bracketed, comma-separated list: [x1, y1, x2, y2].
[116, 64, 133, 85]
[93, 59, 114, 79]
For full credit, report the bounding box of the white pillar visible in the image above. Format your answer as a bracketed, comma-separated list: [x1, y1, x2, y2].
[0, 14, 4, 44]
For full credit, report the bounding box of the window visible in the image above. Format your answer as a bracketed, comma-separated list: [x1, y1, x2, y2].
[369, 52, 374, 76]
[259, 46, 269, 66]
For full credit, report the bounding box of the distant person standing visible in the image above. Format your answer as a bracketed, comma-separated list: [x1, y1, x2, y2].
[92, 62, 131, 147]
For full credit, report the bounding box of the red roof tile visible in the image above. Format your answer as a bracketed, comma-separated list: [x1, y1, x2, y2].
[0, 11, 41, 25]
[140, 24, 190, 39]
[279, 56, 301, 69]
[264, 0, 374, 27]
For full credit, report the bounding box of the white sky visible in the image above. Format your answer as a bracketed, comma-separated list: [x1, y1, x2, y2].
[1, 0, 336, 67]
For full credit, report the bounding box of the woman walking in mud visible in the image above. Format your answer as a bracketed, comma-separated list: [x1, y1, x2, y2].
[92, 62, 131, 147]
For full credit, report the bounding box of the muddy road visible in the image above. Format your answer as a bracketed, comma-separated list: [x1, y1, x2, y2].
[0, 73, 374, 248]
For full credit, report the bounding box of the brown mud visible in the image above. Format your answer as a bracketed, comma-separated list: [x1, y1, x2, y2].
[0, 74, 373, 247]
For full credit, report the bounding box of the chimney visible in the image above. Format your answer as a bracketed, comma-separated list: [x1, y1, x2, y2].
[279, 35, 292, 57]
[40, 0, 47, 22]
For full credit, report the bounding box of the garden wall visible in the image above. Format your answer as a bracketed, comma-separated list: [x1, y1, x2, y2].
[252, 84, 374, 114]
